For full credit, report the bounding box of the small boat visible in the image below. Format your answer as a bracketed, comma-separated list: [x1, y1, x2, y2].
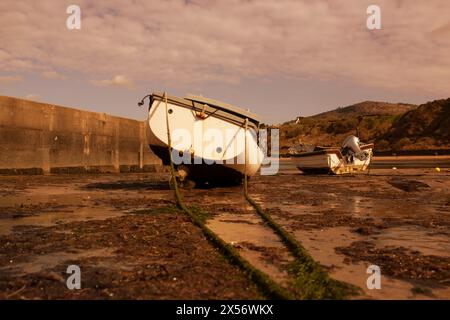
[291, 136, 373, 174]
[138, 92, 264, 186]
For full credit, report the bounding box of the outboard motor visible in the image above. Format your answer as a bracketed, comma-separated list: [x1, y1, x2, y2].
[341, 135, 369, 161]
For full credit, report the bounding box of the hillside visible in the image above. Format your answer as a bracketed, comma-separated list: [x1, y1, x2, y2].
[376, 98, 450, 150]
[309, 101, 416, 120]
[278, 99, 450, 153]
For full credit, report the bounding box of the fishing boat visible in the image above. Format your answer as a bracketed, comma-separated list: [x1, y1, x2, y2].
[138, 92, 264, 186]
[291, 136, 373, 174]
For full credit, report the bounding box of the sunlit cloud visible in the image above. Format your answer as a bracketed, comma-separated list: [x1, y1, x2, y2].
[41, 70, 67, 80]
[0, 75, 23, 84]
[24, 93, 42, 101]
[91, 75, 135, 89]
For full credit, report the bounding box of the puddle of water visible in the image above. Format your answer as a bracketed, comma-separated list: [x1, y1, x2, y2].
[24, 185, 90, 195]
[270, 193, 442, 219]
[272, 203, 324, 216]
[207, 213, 282, 248]
[0, 206, 123, 235]
[370, 225, 450, 257]
[4, 248, 116, 275]
[0, 191, 102, 207]
[291, 226, 450, 299]
[0, 183, 139, 235]
[238, 248, 289, 284]
[0, 184, 171, 208]
[207, 213, 292, 284]
[346, 197, 441, 218]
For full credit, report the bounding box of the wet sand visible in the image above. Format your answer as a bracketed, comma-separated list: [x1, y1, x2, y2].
[0, 163, 449, 299]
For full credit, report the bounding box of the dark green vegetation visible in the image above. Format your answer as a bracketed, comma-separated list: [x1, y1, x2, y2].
[163, 112, 358, 299]
[411, 286, 433, 296]
[165, 195, 359, 299]
[278, 98, 450, 153]
[245, 194, 359, 299]
[167, 202, 292, 299]
[167, 142, 355, 298]
[378, 98, 450, 151]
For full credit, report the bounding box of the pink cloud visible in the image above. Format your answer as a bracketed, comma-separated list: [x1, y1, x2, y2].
[24, 93, 42, 101]
[0, 75, 22, 84]
[91, 75, 135, 89]
[41, 70, 67, 80]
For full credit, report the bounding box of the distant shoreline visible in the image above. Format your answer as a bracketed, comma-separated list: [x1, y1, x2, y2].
[281, 149, 450, 158]
[373, 155, 450, 160]
[278, 155, 450, 169]
[373, 149, 450, 156]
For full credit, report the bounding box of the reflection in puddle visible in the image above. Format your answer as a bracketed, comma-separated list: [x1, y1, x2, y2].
[0, 186, 107, 208]
[0, 206, 123, 235]
[4, 248, 116, 275]
[208, 213, 280, 247]
[370, 226, 450, 257]
[291, 227, 440, 300]
[0, 187, 124, 235]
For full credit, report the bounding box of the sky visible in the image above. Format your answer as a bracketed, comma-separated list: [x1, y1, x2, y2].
[0, 0, 449, 123]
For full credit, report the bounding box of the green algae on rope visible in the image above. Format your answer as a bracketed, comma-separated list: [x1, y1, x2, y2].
[162, 93, 291, 300]
[242, 117, 360, 299]
[243, 194, 360, 299]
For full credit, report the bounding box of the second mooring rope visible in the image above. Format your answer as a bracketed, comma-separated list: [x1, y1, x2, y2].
[242, 119, 354, 299]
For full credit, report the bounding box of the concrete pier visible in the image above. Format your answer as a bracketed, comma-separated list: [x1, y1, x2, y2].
[0, 96, 161, 174]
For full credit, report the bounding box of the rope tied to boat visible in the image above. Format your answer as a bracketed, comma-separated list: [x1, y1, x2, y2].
[242, 118, 355, 299]
[164, 92, 185, 211]
[162, 93, 290, 300]
[194, 103, 219, 120]
[244, 118, 249, 196]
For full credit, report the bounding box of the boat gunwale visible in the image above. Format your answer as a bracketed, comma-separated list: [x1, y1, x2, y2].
[185, 93, 261, 123]
[291, 148, 343, 158]
[360, 143, 374, 150]
[151, 92, 260, 127]
[290, 144, 374, 159]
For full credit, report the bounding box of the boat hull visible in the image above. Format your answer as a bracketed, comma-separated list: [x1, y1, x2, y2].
[292, 145, 373, 175]
[146, 93, 263, 184]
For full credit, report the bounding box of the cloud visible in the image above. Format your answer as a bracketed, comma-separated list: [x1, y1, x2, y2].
[24, 93, 41, 101]
[0, 75, 22, 84]
[91, 75, 134, 89]
[0, 0, 449, 95]
[41, 70, 66, 80]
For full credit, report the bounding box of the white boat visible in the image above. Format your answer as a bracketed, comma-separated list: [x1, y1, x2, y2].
[139, 92, 264, 185]
[291, 136, 373, 174]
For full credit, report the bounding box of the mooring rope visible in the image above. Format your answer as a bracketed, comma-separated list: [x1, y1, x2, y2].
[242, 118, 354, 299]
[164, 92, 187, 211]
[242, 118, 308, 253]
[162, 93, 291, 300]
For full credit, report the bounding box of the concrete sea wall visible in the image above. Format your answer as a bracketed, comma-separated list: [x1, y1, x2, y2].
[0, 96, 162, 174]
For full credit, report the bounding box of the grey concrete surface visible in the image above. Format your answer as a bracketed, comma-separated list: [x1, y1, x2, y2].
[0, 96, 161, 174]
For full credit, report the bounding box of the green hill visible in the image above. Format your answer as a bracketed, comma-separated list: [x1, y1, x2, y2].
[376, 98, 450, 150]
